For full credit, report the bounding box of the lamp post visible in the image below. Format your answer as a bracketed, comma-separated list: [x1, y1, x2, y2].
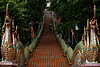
[75, 24, 79, 43]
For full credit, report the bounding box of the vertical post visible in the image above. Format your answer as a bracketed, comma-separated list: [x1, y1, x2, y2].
[84, 26, 86, 48]
[75, 24, 79, 43]
[66, 31, 68, 43]
[86, 18, 89, 50]
[71, 29, 74, 45]
[68, 27, 70, 43]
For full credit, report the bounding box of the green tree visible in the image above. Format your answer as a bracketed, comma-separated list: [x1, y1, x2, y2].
[50, 0, 100, 33]
[0, 0, 46, 45]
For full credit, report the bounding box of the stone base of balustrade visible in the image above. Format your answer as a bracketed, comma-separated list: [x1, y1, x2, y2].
[0, 62, 17, 67]
[81, 63, 100, 67]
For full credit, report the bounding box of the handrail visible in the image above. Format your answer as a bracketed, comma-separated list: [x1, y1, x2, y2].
[19, 49, 25, 64]
[65, 49, 81, 65]
[52, 11, 82, 66]
[17, 10, 45, 65]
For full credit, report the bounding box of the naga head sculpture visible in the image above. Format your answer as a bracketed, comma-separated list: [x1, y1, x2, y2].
[1, 4, 19, 62]
[81, 5, 100, 63]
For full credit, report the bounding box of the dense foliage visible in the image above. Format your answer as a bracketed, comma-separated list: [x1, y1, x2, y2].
[50, 0, 100, 34]
[50, 0, 100, 45]
[0, 0, 46, 45]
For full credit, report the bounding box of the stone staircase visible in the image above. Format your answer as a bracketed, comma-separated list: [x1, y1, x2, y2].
[27, 11, 69, 67]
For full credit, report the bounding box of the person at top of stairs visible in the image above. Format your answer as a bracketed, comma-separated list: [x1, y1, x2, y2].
[49, 24, 52, 31]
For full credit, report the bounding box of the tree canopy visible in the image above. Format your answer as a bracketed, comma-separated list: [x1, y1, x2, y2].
[0, 0, 46, 45]
[50, 0, 100, 32]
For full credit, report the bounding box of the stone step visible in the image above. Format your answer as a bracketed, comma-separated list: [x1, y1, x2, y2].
[27, 11, 69, 67]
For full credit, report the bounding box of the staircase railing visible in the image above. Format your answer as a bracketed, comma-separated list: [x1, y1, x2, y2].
[55, 34, 82, 66]
[17, 10, 45, 65]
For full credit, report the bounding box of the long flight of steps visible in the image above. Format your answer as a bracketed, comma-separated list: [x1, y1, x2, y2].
[27, 11, 69, 67]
